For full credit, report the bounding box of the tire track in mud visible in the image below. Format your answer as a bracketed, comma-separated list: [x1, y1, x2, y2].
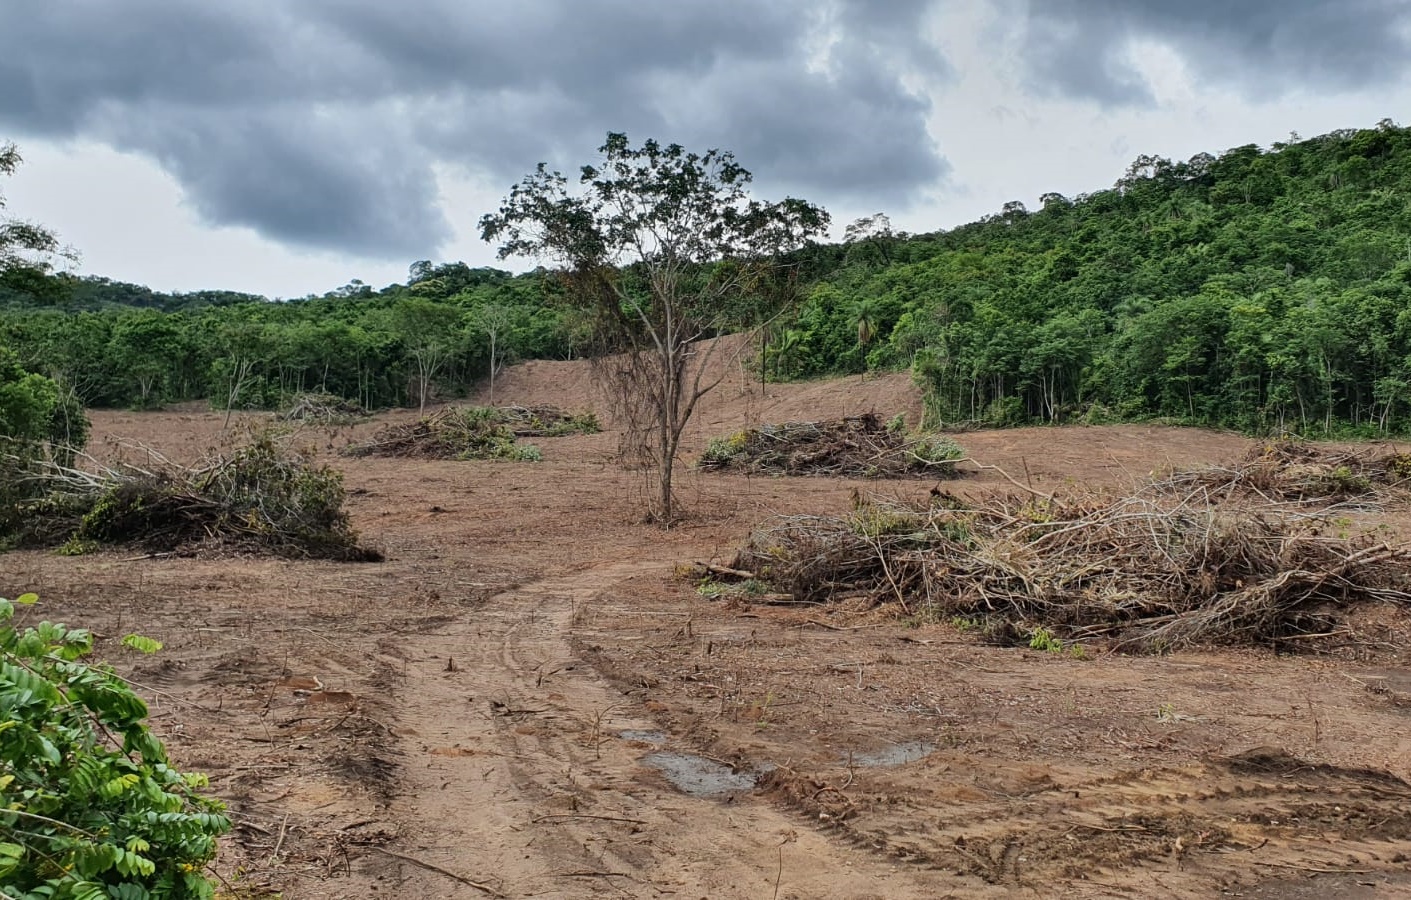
[365, 561, 962, 899]
[759, 746, 1411, 896]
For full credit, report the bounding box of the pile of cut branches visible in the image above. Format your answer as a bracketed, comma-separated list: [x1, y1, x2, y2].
[280, 392, 369, 423]
[343, 407, 540, 460]
[698, 413, 963, 478]
[2, 435, 379, 560]
[344, 405, 598, 459]
[497, 405, 601, 437]
[727, 488, 1411, 652]
[1153, 439, 1411, 505]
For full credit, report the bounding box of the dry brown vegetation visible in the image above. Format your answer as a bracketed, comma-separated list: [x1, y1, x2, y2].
[280, 392, 369, 423]
[1155, 438, 1411, 504]
[728, 486, 1411, 652]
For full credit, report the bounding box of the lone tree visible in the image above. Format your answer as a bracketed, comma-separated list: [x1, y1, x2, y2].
[481, 133, 828, 522]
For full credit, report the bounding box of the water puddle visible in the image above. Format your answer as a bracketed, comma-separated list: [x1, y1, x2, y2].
[618, 729, 668, 744]
[848, 741, 934, 768]
[644, 751, 758, 797]
[1354, 668, 1411, 693]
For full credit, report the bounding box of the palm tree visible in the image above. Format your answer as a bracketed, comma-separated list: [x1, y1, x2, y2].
[852, 298, 881, 348]
[774, 328, 802, 380]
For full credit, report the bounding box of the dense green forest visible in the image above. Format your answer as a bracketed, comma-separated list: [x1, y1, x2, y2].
[4, 120, 1411, 435]
[787, 120, 1411, 435]
[0, 262, 574, 411]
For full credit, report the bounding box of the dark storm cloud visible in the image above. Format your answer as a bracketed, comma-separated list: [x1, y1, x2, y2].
[1019, 0, 1411, 106]
[0, 1, 950, 258]
[691, 55, 945, 207]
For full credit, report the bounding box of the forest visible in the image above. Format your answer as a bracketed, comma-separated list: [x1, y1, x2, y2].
[4, 119, 1411, 436]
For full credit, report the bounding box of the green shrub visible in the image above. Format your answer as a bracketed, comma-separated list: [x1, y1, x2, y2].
[910, 435, 964, 475]
[699, 430, 749, 467]
[0, 592, 230, 898]
[0, 349, 91, 522]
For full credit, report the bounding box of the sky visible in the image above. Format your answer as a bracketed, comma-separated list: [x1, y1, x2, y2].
[1, 0, 1409, 299]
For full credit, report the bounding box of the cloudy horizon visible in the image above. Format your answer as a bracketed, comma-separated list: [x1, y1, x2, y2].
[2, 0, 1408, 298]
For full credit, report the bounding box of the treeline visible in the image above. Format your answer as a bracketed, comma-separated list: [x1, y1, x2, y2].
[0, 262, 574, 410]
[781, 120, 1411, 435]
[5, 121, 1411, 435]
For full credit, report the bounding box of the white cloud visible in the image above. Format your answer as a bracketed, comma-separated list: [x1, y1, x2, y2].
[5, 141, 411, 296]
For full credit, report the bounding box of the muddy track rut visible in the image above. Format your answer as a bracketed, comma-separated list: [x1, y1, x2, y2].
[369, 561, 955, 898]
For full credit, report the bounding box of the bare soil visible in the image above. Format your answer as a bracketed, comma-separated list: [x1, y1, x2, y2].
[7, 345, 1411, 898]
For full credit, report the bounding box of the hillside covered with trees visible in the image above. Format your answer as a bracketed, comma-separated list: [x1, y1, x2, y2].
[4, 121, 1411, 436]
[788, 120, 1411, 436]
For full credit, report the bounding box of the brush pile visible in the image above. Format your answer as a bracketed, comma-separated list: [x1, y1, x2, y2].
[280, 392, 368, 423]
[727, 487, 1411, 652]
[343, 408, 533, 460]
[344, 405, 598, 460]
[497, 405, 601, 437]
[1153, 440, 1411, 504]
[698, 413, 964, 478]
[2, 435, 378, 560]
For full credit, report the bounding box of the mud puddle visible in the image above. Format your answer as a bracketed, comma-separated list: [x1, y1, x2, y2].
[849, 741, 934, 767]
[644, 751, 759, 796]
[619, 729, 668, 744]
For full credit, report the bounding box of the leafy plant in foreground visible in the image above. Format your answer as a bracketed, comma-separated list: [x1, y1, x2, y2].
[0, 592, 230, 899]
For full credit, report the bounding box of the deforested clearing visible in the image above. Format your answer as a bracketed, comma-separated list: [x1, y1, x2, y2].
[13, 354, 1411, 899]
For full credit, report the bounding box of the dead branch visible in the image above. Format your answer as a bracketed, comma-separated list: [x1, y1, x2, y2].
[729, 475, 1411, 652]
[366, 847, 505, 897]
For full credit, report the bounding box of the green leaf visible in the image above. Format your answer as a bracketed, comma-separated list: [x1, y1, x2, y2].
[35, 735, 62, 765]
[100, 773, 140, 799]
[120, 634, 163, 655]
[0, 840, 24, 876]
[15, 593, 39, 605]
[0, 595, 231, 896]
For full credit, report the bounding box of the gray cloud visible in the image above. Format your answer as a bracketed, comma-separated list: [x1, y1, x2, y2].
[0, 0, 950, 259]
[1018, 0, 1411, 106]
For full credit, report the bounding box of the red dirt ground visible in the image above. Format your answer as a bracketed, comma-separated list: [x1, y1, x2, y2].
[6, 342, 1411, 898]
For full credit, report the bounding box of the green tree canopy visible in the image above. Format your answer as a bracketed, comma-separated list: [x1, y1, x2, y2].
[481, 132, 829, 521]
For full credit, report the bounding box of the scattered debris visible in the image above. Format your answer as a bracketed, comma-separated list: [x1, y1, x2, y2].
[495, 405, 600, 437]
[1154, 439, 1411, 505]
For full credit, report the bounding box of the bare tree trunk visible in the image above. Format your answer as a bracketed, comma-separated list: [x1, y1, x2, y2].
[659, 422, 675, 523]
[488, 330, 497, 405]
[222, 356, 253, 431]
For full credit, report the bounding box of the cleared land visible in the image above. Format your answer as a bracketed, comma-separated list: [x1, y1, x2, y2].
[6, 347, 1411, 898]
